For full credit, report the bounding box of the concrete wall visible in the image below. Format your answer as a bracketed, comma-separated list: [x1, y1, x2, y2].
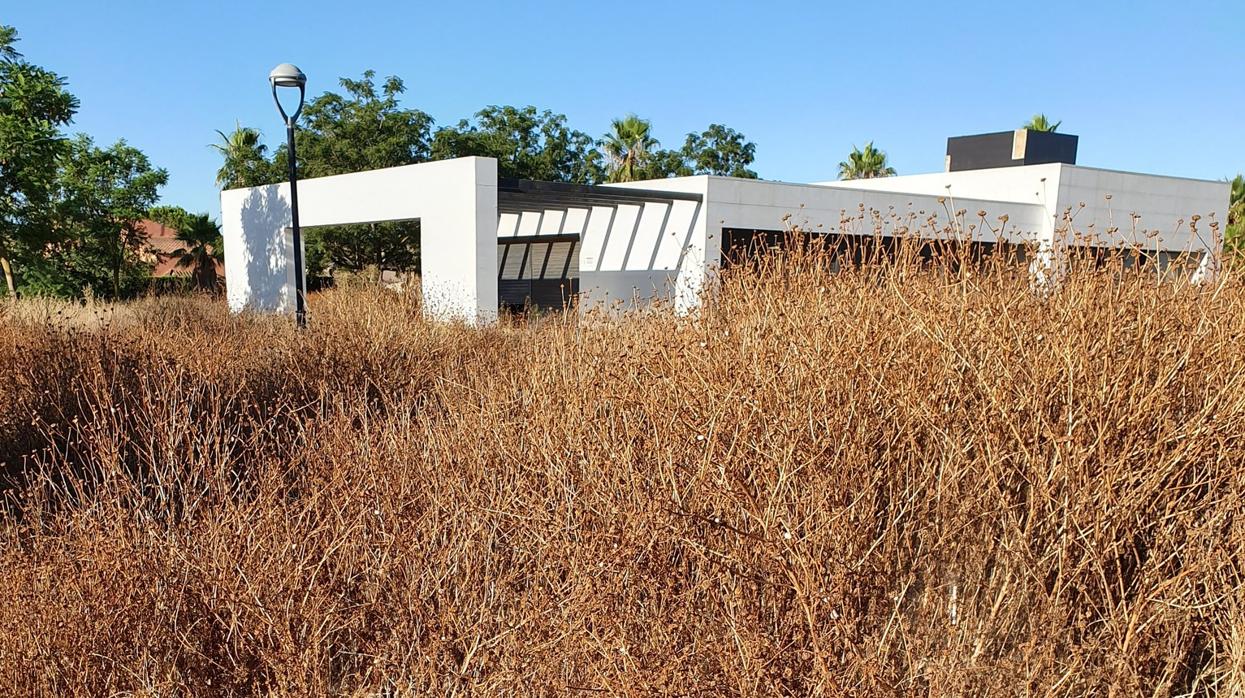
[1053, 166, 1228, 257]
[590, 177, 709, 313]
[817, 164, 1228, 252]
[221, 157, 498, 323]
[621, 175, 1048, 311]
[817, 164, 1229, 281]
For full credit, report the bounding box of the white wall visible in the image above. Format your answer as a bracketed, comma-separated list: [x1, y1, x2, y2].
[817, 163, 1229, 281]
[580, 177, 710, 313]
[617, 175, 1048, 312]
[815, 164, 1064, 209]
[1053, 166, 1228, 259]
[221, 157, 498, 324]
[818, 164, 1228, 252]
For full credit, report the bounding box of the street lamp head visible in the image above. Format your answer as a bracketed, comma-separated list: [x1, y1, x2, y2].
[269, 63, 307, 123]
[269, 63, 306, 89]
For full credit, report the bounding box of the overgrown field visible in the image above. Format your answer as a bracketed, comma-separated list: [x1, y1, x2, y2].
[3, 251, 1245, 695]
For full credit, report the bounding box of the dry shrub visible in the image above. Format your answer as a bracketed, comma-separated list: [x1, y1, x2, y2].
[2, 245, 1245, 696]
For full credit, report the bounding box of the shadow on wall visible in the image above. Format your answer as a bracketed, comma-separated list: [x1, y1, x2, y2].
[576, 199, 703, 312]
[238, 185, 293, 313]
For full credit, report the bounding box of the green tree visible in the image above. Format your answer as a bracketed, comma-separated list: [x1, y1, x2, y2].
[680, 124, 758, 178]
[210, 124, 273, 189]
[273, 70, 433, 282]
[1022, 114, 1061, 132]
[838, 142, 896, 180]
[169, 212, 223, 291]
[1229, 174, 1244, 222]
[431, 105, 603, 183]
[1226, 174, 1244, 262]
[148, 204, 193, 231]
[646, 148, 694, 179]
[43, 135, 167, 299]
[603, 115, 659, 183]
[317, 221, 418, 282]
[287, 70, 433, 177]
[0, 24, 79, 297]
[0, 26, 20, 62]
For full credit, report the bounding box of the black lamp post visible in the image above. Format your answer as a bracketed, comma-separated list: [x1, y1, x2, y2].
[269, 63, 308, 328]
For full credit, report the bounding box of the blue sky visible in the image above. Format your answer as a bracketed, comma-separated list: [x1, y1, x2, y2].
[7, 0, 1243, 217]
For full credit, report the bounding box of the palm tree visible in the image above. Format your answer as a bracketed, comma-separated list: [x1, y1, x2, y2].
[0, 25, 22, 62]
[1022, 114, 1061, 132]
[210, 124, 271, 189]
[838, 142, 896, 180]
[603, 115, 659, 183]
[172, 213, 224, 291]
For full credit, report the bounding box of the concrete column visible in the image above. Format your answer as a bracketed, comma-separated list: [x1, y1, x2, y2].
[420, 157, 498, 323]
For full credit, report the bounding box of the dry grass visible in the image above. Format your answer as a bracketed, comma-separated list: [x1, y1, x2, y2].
[2, 246, 1245, 696]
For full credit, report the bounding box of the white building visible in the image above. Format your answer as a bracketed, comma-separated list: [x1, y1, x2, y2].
[221, 133, 1230, 324]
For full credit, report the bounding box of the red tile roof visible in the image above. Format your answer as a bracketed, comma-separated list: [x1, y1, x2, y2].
[138, 219, 224, 279]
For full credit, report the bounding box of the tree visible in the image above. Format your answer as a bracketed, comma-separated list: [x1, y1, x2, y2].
[271, 70, 433, 281]
[431, 105, 603, 183]
[838, 142, 896, 180]
[1022, 114, 1061, 132]
[646, 148, 694, 179]
[0, 24, 79, 297]
[148, 204, 193, 232]
[47, 135, 167, 298]
[317, 221, 419, 281]
[679, 124, 757, 178]
[603, 115, 659, 183]
[1226, 174, 1245, 262]
[287, 70, 433, 178]
[210, 124, 273, 189]
[0, 26, 20, 62]
[169, 212, 223, 291]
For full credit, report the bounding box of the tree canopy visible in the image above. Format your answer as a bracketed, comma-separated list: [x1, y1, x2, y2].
[211, 124, 272, 190]
[603, 115, 659, 183]
[432, 105, 603, 183]
[0, 24, 79, 296]
[673, 124, 758, 179]
[838, 142, 896, 180]
[284, 71, 433, 178]
[170, 212, 224, 291]
[24, 135, 168, 299]
[1226, 174, 1244, 262]
[1022, 114, 1061, 132]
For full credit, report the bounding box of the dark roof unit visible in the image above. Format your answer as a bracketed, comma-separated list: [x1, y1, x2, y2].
[946, 129, 1078, 172]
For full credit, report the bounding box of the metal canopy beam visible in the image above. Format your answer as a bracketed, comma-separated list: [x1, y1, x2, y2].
[497, 178, 702, 215]
[496, 233, 579, 245]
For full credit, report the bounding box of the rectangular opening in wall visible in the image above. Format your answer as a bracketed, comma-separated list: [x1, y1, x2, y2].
[300, 218, 421, 292]
[721, 227, 1028, 273]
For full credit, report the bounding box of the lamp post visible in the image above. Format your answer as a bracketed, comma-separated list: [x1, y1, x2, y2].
[269, 63, 308, 328]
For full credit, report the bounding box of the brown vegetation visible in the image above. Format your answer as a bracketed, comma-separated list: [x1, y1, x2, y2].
[2, 248, 1244, 695]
